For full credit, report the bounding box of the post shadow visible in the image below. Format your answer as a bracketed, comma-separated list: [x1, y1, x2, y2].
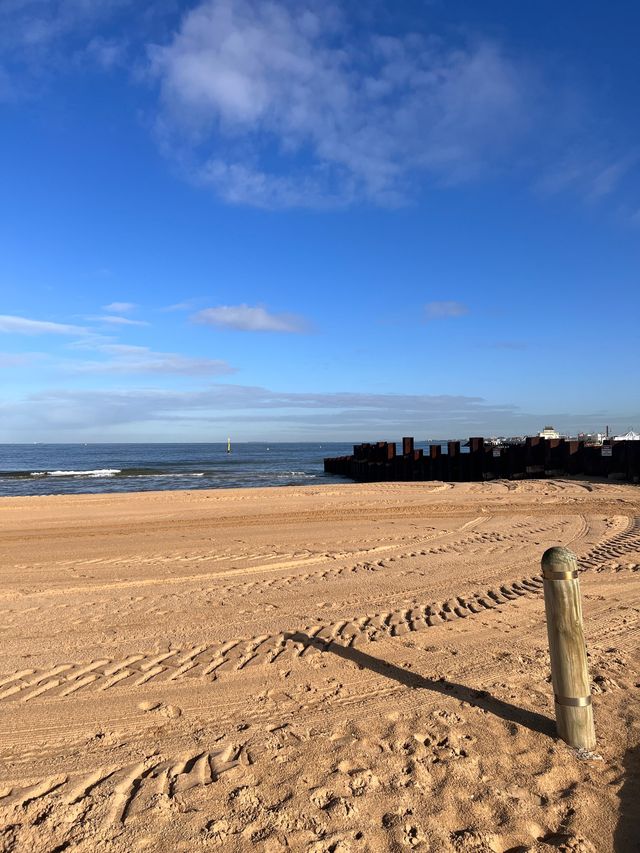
[286, 631, 555, 739]
[613, 746, 640, 852]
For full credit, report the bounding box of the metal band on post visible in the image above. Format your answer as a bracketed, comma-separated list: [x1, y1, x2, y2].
[542, 547, 596, 750]
[554, 695, 592, 708]
[543, 569, 579, 580]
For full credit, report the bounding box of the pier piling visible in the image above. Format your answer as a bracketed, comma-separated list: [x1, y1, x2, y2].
[324, 437, 639, 483]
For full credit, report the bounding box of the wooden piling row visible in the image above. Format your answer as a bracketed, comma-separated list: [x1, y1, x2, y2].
[324, 437, 640, 483]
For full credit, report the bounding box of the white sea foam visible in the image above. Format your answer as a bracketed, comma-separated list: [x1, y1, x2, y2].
[30, 469, 121, 478]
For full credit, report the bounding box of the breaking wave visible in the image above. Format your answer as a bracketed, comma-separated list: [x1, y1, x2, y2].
[1, 468, 206, 480]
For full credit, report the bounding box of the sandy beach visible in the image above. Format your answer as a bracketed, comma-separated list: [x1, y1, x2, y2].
[0, 479, 638, 852]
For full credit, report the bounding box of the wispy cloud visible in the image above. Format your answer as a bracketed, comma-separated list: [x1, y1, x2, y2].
[536, 150, 638, 203]
[0, 0, 134, 97]
[101, 301, 136, 313]
[0, 314, 88, 335]
[83, 35, 127, 70]
[424, 301, 469, 321]
[0, 351, 44, 367]
[87, 314, 149, 327]
[148, 0, 532, 208]
[0, 384, 508, 434]
[192, 304, 309, 333]
[72, 344, 235, 375]
[160, 299, 199, 312]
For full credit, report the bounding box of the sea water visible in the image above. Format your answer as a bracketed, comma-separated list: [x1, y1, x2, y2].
[0, 443, 357, 496]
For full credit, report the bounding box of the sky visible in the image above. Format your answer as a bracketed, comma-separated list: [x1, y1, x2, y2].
[1, 0, 639, 442]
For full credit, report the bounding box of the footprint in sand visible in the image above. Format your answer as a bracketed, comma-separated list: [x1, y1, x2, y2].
[450, 828, 501, 851]
[403, 824, 427, 848]
[138, 700, 182, 718]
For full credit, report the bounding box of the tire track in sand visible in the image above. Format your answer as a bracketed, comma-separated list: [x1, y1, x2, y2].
[0, 574, 544, 702]
[578, 516, 640, 570]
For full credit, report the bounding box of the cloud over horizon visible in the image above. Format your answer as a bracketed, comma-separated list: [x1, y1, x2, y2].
[0, 381, 632, 441]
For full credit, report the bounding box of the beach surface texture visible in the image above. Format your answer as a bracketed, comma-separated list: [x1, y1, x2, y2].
[0, 480, 638, 852]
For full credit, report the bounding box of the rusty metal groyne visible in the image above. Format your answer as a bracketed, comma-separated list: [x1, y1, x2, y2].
[324, 437, 640, 483]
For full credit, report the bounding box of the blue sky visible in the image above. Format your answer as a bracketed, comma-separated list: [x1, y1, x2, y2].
[1, 0, 639, 441]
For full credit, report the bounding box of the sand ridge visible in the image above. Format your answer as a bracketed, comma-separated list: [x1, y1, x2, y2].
[0, 479, 638, 852]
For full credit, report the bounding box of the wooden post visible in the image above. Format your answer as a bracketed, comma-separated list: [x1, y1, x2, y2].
[542, 547, 596, 749]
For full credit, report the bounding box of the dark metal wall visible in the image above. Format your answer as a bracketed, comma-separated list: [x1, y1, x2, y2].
[324, 437, 640, 483]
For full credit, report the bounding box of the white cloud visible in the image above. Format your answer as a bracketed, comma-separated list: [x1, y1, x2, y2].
[87, 314, 149, 326]
[148, 0, 532, 207]
[192, 304, 309, 333]
[72, 344, 235, 375]
[101, 301, 135, 313]
[0, 314, 88, 335]
[424, 301, 469, 320]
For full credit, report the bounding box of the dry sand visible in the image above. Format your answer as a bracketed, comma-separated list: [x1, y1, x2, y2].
[0, 479, 638, 852]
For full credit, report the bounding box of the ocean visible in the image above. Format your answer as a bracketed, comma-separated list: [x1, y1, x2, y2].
[0, 443, 359, 497]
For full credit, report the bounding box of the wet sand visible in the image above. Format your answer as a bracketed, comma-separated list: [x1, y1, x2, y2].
[0, 479, 639, 852]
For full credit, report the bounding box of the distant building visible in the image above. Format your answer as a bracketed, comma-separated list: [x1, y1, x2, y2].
[539, 426, 560, 439]
[614, 430, 640, 441]
[578, 432, 605, 446]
